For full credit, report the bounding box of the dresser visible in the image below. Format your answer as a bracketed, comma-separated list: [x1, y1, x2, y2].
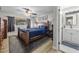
[0, 17, 8, 50]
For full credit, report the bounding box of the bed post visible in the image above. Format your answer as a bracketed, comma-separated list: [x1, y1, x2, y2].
[18, 28, 29, 46]
[21, 31, 29, 45]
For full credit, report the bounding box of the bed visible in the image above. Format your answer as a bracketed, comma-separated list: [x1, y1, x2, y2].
[18, 26, 48, 45]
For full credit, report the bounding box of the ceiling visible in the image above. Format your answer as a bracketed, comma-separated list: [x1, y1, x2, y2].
[61, 6, 79, 12]
[16, 6, 57, 14]
[0, 6, 57, 17]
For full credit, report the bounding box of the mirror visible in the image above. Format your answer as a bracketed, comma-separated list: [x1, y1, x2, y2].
[65, 14, 77, 26]
[66, 16, 73, 25]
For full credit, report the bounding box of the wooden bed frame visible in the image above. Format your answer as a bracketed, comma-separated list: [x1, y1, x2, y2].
[18, 30, 29, 45]
[18, 20, 49, 46]
[18, 29, 46, 46]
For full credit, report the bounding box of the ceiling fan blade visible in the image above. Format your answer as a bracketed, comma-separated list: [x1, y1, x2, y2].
[32, 13, 37, 15]
[22, 8, 37, 16]
[23, 8, 30, 11]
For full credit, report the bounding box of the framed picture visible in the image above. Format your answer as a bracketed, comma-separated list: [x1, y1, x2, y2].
[16, 19, 26, 25]
[38, 15, 48, 20]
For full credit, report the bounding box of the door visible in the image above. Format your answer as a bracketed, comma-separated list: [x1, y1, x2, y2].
[8, 16, 15, 32]
[60, 13, 79, 52]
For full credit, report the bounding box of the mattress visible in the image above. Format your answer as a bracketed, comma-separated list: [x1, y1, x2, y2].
[19, 28, 48, 38]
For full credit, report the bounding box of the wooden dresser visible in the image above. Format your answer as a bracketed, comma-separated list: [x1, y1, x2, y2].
[0, 17, 8, 50]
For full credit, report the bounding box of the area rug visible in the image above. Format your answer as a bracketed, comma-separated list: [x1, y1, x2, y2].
[62, 41, 79, 50]
[9, 36, 51, 53]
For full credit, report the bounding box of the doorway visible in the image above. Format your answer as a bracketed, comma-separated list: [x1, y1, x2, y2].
[59, 7, 79, 53]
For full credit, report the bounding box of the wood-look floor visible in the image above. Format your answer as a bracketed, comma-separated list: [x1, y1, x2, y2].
[0, 35, 58, 53]
[0, 38, 9, 53]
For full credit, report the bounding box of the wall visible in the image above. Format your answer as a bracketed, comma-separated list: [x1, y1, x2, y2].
[0, 7, 27, 32]
[41, 7, 59, 50]
[53, 7, 59, 50]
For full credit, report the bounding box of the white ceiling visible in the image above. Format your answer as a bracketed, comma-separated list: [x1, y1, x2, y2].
[61, 6, 79, 12]
[16, 6, 57, 14]
[0, 6, 57, 17]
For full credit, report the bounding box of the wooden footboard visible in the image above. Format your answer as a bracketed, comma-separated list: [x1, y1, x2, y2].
[18, 28, 47, 46]
[18, 29, 29, 45]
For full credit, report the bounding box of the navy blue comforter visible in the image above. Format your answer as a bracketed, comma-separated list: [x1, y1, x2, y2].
[19, 28, 48, 38]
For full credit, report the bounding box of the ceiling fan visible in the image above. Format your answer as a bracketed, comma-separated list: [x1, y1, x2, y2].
[23, 8, 30, 13]
[23, 8, 37, 16]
